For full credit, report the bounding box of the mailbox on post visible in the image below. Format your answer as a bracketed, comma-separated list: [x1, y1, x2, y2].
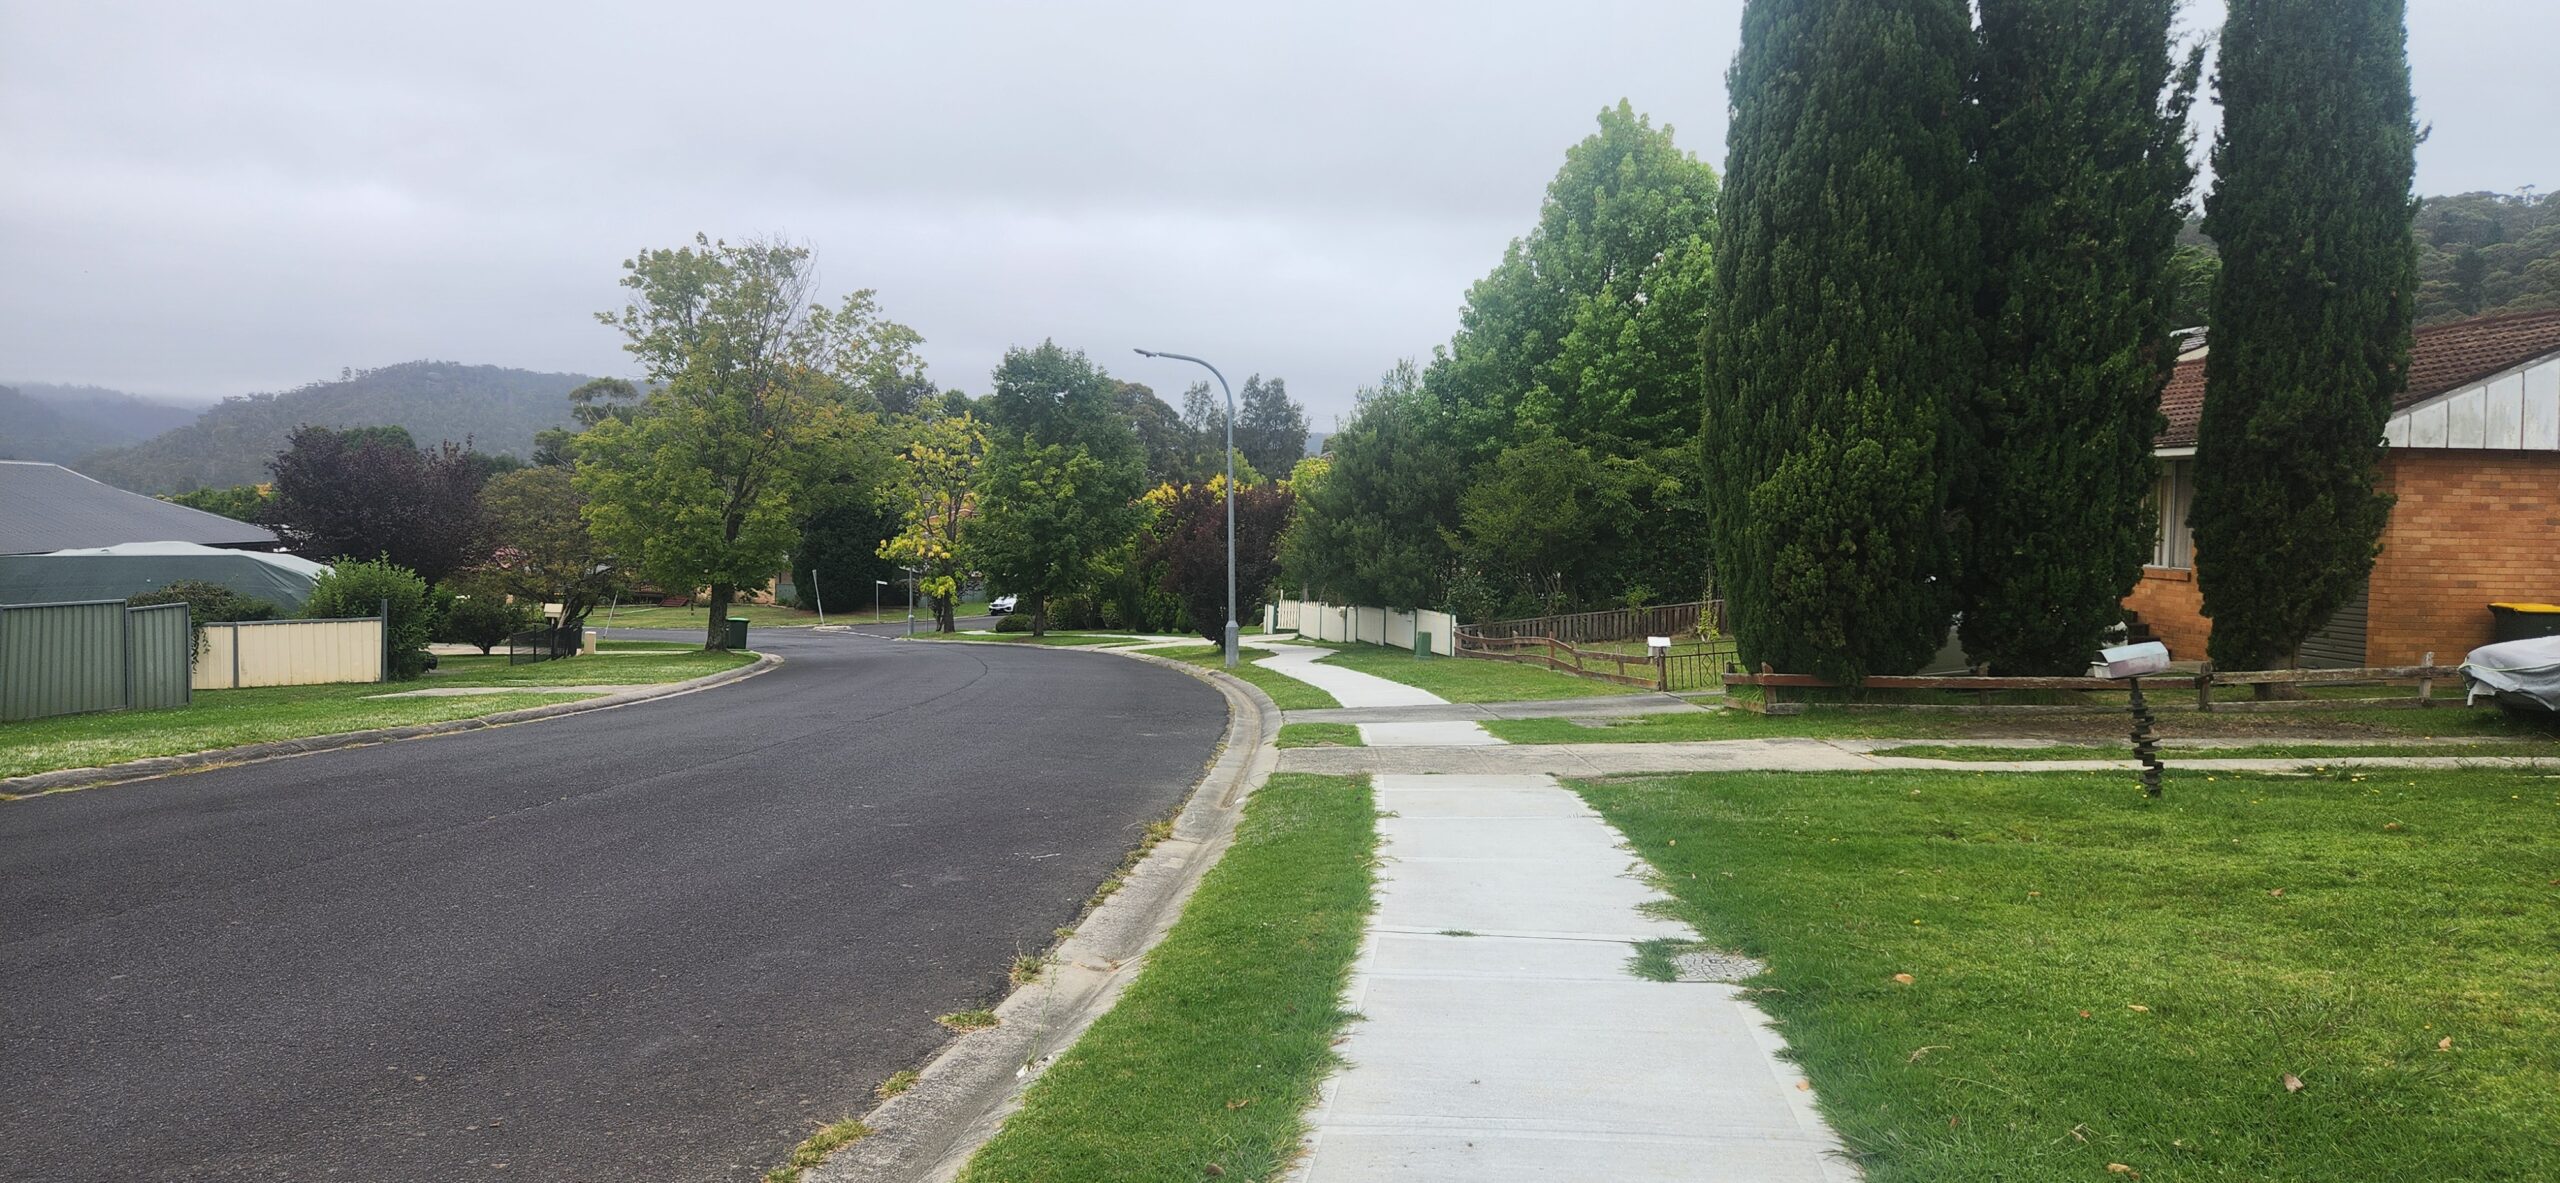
[2098, 641, 2171, 796]
[1647, 636, 1673, 658]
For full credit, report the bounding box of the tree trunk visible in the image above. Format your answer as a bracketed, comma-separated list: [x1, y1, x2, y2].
[1029, 591, 1048, 638]
[704, 583, 734, 650]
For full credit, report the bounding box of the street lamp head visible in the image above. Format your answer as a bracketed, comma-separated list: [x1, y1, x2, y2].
[1132, 348, 1160, 358]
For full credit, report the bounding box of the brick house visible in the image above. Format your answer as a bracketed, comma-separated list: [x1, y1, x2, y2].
[2126, 309, 2560, 667]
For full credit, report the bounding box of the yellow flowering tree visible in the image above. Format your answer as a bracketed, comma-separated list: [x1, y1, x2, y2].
[879, 412, 989, 633]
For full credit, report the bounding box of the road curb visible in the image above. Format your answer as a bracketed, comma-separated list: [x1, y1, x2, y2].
[0, 652, 783, 799]
[809, 645, 1281, 1183]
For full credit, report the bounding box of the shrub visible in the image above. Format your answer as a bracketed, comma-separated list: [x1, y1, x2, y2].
[305, 557, 435, 679]
[993, 613, 1035, 633]
[125, 580, 279, 663]
[439, 594, 537, 654]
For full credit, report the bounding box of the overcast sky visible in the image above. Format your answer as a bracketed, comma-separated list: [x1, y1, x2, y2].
[3, 1, 2551, 427]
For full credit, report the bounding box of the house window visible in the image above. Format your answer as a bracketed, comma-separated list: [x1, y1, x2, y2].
[2152, 459, 2195, 569]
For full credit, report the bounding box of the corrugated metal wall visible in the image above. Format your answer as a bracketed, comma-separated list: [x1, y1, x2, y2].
[194, 618, 384, 689]
[2, 600, 192, 721]
[125, 603, 193, 710]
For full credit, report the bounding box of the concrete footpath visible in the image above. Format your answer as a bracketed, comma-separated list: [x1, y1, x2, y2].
[1256, 642, 1503, 747]
[1291, 772, 1856, 1182]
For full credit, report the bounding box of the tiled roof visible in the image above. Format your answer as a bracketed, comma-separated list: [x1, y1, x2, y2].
[2156, 308, 2560, 448]
[0, 461, 278, 555]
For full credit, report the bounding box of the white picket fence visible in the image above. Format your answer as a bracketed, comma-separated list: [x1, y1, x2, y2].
[1268, 599, 1456, 656]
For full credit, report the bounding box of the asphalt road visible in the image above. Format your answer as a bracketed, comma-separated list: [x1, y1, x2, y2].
[0, 629, 1226, 1182]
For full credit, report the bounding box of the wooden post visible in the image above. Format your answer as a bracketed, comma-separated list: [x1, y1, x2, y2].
[2196, 661, 2213, 713]
[2417, 651, 2434, 708]
[1655, 651, 1669, 692]
[1760, 662, 1781, 711]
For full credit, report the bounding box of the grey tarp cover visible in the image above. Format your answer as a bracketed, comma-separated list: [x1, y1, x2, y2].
[0, 545, 325, 612]
[2460, 636, 2560, 713]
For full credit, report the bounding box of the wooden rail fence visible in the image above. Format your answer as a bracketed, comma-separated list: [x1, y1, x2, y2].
[1722, 654, 2459, 713]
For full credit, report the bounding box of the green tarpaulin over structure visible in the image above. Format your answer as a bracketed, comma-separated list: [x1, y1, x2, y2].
[0, 542, 328, 613]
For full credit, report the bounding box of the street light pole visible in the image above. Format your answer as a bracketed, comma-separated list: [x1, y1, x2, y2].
[1133, 348, 1239, 669]
[874, 578, 887, 624]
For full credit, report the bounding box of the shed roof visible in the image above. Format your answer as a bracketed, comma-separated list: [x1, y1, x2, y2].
[2157, 308, 2560, 448]
[0, 461, 278, 555]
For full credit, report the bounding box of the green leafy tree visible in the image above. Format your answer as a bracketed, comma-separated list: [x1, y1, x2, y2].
[1455, 431, 1648, 617]
[1957, 0, 2202, 674]
[1276, 362, 1465, 609]
[438, 593, 537, 654]
[880, 412, 990, 632]
[1233, 374, 1309, 480]
[576, 235, 919, 650]
[305, 557, 435, 680]
[1701, 0, 1978, 681]
[968, 343, 1149, 636]
[1431, 101, 1718, 454]
[2190, 0, 2417, 671]
[476, 465, 623, 633]
[161, 484, 271, 523]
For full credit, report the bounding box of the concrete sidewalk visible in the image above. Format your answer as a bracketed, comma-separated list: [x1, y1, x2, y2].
[1293, 772, 1856, 1182]
[1255, 643, 1500, 747]
[1285, 692, 1705, 725]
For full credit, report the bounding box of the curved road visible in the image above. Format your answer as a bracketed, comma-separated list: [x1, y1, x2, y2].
[0, 629, 1227, 1181]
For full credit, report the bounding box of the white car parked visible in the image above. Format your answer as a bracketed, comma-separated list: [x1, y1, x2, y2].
[988, 594, 1019, 616]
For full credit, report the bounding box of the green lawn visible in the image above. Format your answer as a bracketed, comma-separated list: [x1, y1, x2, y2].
[1, 651, 755, 785]
[1156, 645, 1341, 711]
[1577, 768, 2560, 1182]
[1872, 740, 2560, 762]
[1277, 722, 1363, 749]
[958, 774, 1376, 1182]
[1315, 646, 1646, 703]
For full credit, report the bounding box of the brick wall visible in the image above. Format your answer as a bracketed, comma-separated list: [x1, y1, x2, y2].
[2367, 450, 2560, 665]
[2126, 567, 2211, 660]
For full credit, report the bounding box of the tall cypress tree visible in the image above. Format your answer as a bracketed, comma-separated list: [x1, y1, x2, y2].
[2190, 0, 2416, 670]
[1958, 0, 2202, 674]
[1702, 0, 1979, 681]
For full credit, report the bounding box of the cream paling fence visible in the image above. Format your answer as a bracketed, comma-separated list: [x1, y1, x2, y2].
[1267, 599, 1459, 656]
[192, 616, 386, 690]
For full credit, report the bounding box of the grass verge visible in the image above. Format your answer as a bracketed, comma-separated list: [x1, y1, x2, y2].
[1154, 644, 1341, 710]
[0, 651, 755, 784]
[1872, 740, 2559, 762]
[1314, 646, 1645, 703]
[762, 1118, 871, 1183]
[958, 773, 1377, 1183]
[1484, 710, 1976, 744]
[1278, 722, 1364, 749]
[1486, 704, 2560, 746]
[1576, 767, 2560, 1182]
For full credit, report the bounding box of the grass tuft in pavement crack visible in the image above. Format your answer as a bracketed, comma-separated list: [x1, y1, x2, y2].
[761, 1118, 870, 1183]
[957, 773, 1377, 1183]
[935, 1010, 999, 1032]
[875, 1070, 919, 1100]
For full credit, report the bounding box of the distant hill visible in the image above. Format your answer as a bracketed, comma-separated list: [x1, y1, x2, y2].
[0, 383, 203, 464]
[74, 361, 598, 494]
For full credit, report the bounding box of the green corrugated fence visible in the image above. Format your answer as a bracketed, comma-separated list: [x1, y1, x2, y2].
[0, 600, 193, 722]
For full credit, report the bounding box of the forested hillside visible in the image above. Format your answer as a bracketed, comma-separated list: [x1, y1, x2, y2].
[0, 383, 202, 463]
[2171, 191, 2559, 328]
[74, 361, 596, 493]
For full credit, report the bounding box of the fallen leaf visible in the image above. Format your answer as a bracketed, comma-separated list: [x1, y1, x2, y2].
[1204, 1164, 1225, 1178]
[1909, 1045, 1948, 1062]
[1795, 1080, 1811, 1091]
[2079, 1010, 2092, 1018]
[1948, 1114, 1962, 1127]
[2107, 1165, 2141, 1179]
[2070, 1124, 2090, 1143]
[2439, 1037, 2454, 1052]
[2384, 822, 2404, 831]
[2269, 888, 2284, 897]
[2127, 1004, 2150, 1013]
[1225, 1098, 1254, 1110]
[1893, 973, 1916, 985]
[2283, 1073, 2304, 1093]
[2027, 890, 2042, 898]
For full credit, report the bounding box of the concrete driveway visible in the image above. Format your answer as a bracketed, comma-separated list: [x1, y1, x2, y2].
[0, 629, 1225, 1182]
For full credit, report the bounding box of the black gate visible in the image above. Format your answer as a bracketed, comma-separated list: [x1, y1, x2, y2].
[507, 627, 581, 665]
